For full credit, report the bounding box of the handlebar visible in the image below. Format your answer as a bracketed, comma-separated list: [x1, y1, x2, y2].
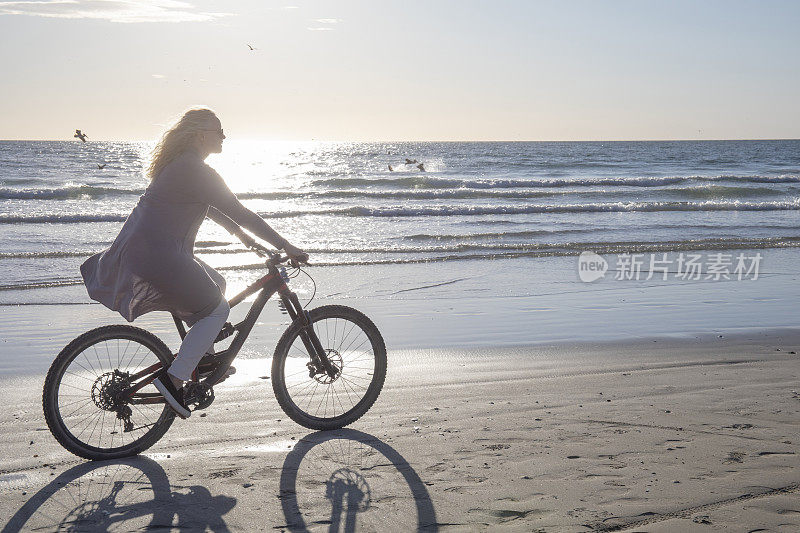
[248, 243, 309, 268]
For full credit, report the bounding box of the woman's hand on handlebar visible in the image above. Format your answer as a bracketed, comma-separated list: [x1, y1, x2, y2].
[283, 242, 309, 266]
[243, 237, 308, 265]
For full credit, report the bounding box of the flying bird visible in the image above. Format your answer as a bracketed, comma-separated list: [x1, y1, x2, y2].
[416, 163, 426, 172]
[74, 130, 88, 142]
[247, 44, 256, 51]
[97, 163, 106, 169]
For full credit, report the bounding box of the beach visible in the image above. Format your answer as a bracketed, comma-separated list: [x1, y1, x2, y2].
[1, 325, 798, 531]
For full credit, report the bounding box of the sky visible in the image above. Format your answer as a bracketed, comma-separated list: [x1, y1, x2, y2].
[0, 0, 798, 141]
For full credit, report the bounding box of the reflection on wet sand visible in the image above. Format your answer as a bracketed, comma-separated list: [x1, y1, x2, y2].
[279, 429, 438, 532]
[2, 457, 235, 532]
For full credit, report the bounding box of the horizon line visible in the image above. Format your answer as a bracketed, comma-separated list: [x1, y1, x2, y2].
[1, 137, 800, 143]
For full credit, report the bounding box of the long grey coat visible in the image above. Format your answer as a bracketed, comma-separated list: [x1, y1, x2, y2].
[81, 150, 240, 326]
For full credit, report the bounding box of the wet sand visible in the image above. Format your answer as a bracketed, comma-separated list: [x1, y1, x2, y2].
[1, 329, 799, 531]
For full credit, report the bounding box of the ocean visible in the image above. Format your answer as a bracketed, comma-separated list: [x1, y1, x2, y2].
[1, 139, 800, 369]
[1, 139, 799, 296]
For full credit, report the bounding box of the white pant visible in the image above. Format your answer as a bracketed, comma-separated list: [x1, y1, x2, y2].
[168, 298, 230, 381]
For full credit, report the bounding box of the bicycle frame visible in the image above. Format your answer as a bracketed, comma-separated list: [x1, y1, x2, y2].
[122, 259, 330, 406]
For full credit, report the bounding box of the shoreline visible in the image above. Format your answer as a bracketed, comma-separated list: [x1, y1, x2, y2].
[2, 291, 799, 377]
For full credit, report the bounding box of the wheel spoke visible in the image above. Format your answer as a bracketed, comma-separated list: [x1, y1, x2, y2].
[336, 321, 358, 355]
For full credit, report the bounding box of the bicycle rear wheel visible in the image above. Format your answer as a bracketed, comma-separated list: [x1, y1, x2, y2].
[43, 325, 175, 460]
[272, 305, 386, 430]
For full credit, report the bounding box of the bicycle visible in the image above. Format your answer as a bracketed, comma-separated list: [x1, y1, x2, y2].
[42, 247, 387, 461]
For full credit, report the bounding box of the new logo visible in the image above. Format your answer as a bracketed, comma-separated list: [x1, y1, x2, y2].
[578, 251, 608, 282]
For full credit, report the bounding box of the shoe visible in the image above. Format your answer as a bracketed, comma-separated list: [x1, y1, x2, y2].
[153, 371, 191, 419]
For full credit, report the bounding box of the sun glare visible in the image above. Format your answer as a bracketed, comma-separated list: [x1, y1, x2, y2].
[206, 140, 322, 193]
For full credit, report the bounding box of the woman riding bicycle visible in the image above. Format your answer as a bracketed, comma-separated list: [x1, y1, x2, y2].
[81, 107, 308, 419]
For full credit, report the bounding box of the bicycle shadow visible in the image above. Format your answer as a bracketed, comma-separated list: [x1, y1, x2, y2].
[279, 429, 439, 532]
[2, 456, 236, 532]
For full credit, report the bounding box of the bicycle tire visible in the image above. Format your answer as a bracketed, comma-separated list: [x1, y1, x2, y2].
[272, 305, 386, 430]
[43, 325, 176, 461]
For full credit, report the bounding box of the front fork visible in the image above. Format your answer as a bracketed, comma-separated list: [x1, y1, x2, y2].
[279, 289, 338, 379]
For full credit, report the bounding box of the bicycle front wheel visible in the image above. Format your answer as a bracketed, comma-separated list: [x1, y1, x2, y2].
[43, 325, 175, 460]
[272, 305, 387, 430]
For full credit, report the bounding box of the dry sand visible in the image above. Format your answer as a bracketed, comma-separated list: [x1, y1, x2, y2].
[1, 329, 799, 532]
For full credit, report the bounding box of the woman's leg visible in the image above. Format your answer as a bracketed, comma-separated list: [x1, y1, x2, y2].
[167, 298, 230, 384]
[198, 259, 226, 358]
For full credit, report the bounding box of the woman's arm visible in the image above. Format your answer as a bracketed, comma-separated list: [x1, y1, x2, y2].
[213, 197, 308, 261]
[216, 199, 288, 249]
[198, 164, 307, 260]
[207, 206, 256, 247]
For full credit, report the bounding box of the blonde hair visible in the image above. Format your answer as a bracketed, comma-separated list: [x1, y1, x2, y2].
[146, 107, 218, 180]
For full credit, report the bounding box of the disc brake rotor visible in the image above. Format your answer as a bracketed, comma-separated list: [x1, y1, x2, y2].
[90, 370, 130, 411]
[307, 349, 343, 384]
